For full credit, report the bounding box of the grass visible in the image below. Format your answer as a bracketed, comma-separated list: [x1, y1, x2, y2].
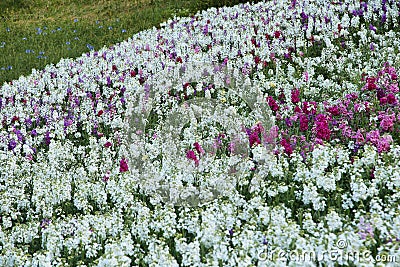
[0, 0, 260, 85]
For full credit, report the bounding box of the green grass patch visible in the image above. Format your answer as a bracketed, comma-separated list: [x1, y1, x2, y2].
[0, 0, 260, 85]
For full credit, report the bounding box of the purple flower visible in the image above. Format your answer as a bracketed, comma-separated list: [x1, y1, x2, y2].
[44, 131, 51, 145]
[25, 117, 32, 127]
[360, 1, 368, 11]
[370, 43, 375, 51]
[358, 217, 374, 240]
[64, 118, 73, 127]
[285, 117, 293, 127]
[228, 228, 234, 236]
[369, 24, 376, 32]
[8, 139, 16, 150]
[40, 218, 51, 229]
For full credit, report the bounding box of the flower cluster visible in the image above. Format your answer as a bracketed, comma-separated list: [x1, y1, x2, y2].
[1, 0, 400, 266]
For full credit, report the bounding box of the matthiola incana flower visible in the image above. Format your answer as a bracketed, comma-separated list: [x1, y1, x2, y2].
[2, 0, 400, 266]
[119, 158, 129, 172]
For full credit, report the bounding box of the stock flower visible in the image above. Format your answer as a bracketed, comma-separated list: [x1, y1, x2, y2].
[249, 131, 261, 147]
[366, 130, 380, 146]
[299, 114, 309, 131]
[365, 77, 377, 90]
[379, 114, 395, 131]
[8, 139, 16, 150]
[302, 101, 316, 115]
[291, 88, 300, 104]
[186, 150, 199, 167]
[386, 93, 397, 104]
[44, 131, 51, 145]
[280, 138, 293, 155]
[377, 135, 393, 153]
[326, 105, 340, 116]
[119, 158, 129, 172]
[314, 114, 331, 141]
[3, 1, 400, 265]
[266, 96, 279, 112]
[358, 217, 374, 240]
[193, 142, 205, 156]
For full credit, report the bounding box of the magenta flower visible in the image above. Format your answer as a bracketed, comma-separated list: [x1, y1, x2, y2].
[294, 105, 302, 113]
[291, 88, 300, 104]
[379, 96, 388, 105]
[299, 114, 309, 131]
[314, 114, 331, 141]
[326, 105, 340, 116]
[280, 138, 293, 155]
[302, 101, 317, 115]
[193, 142, 205, 156]
[249, 131, 261, 147]
[266, 96, 279, 112]
[119, 158, 129, 173]
[386, 93, 397, 104]
[186, 150, 199, 167]
[365, 77, 377, 90]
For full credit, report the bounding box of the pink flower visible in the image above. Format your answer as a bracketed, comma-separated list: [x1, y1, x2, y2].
[104, 141, 112, 148]
[366, 130, 380, 146]
[379, 114, 395, 132]
[377, 135, 393, 153]
[264, 125, 279, 144]
[388, 83, 399, 94]
[119, 158, 129, 173]
[303, 72, 309, 82]
[228, 141, 236, 154]
[352, 129, 365, 143]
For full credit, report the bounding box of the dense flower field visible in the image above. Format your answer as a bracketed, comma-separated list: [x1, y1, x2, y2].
[1, 0, 400, 266]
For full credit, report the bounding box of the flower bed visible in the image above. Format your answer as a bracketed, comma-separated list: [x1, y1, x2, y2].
[1, 0, 400, 266]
